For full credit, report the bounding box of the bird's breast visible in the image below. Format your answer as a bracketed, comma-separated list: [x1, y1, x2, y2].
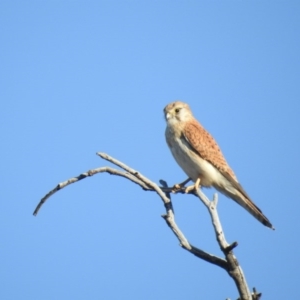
[167, 132, 226, 187]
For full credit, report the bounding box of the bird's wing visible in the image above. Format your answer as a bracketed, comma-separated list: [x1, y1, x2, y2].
[183, 119, 274, 229]
[182, 118, 237, 180]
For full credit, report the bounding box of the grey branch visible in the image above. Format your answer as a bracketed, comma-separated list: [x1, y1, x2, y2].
[33, 152, 262, 299]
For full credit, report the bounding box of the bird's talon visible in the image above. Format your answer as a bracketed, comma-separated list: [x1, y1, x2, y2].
[184, 185, 195, 193]
[184, 178, 201, 193]
[171, 178, 191, 193]
[174, 184, 181, 190]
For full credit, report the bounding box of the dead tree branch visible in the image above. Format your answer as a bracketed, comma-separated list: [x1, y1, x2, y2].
[33, 152, 262, 299]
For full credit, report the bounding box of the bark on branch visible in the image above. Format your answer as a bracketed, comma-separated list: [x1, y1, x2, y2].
[33, 152, 262, 300]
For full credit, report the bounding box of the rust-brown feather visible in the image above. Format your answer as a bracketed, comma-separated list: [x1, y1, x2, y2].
[183, 119, 237, 180]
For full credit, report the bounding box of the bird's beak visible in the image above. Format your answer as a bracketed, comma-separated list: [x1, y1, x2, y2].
[165, 112, 172, 120]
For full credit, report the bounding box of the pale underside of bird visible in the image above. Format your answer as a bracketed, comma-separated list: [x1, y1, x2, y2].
[164, 101, 274, 229]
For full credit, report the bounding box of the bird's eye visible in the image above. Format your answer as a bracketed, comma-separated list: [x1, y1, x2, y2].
[175, 108, 180, 113]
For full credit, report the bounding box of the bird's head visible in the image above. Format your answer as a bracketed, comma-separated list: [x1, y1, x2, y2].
[164, 101, 192, 125]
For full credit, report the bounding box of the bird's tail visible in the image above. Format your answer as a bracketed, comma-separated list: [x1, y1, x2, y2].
[232, 192, 274, 229]
[216, 181, 274, 229]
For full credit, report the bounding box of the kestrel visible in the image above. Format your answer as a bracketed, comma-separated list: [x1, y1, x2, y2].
[164, 101, 273, 229]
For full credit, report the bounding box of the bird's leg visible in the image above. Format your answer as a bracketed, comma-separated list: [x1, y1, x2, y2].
[185, 178, 201, 193]
[171, 178, 191, 192]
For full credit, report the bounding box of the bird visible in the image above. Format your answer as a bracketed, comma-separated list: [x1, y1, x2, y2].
[164, 101, 273, 229]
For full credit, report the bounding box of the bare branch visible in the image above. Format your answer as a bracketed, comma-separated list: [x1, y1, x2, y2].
[33, 152, 262, 299]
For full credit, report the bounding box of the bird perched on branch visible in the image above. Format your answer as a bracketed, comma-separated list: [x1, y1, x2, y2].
[164, 101, 273, 229]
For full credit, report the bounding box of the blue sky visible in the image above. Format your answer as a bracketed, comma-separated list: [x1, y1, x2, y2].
[1, 1, 299, 299]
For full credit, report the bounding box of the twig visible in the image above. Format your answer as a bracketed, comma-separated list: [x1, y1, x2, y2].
[33, 166, 149, 216]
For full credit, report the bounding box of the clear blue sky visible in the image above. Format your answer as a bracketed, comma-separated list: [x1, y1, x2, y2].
[1, 1, 299, 299]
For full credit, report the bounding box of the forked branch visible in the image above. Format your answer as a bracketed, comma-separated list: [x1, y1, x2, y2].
[33, 152, 262, 300]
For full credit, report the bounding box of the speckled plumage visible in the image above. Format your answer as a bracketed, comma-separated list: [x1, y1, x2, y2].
[164, 101, 273, 229]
